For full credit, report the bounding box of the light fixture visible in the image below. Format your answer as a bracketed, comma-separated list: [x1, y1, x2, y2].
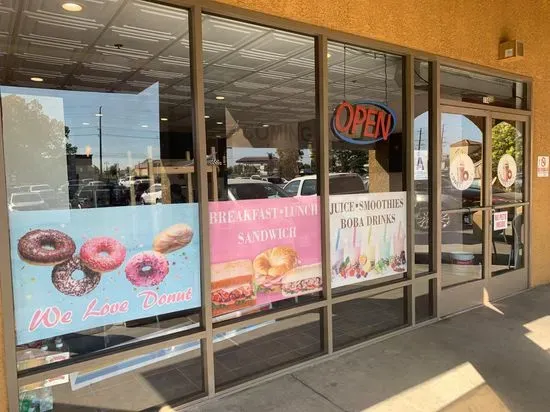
[327, 52, 332, 58]
[62, 2, 83, 12]
[95, 113, 103, 117]
[262, 124, 269, 127]
[483, 95, 495, 104]
[204, 115, 210, 119]
[216, 121, 223, 125]
[160, 117, 168, 121]
[82, 122, 90, 126]
[141, 124, 149, 128]
[30, 77, 43, 82]
[215, 96, 225, 100]
[85, 145, 92, 157]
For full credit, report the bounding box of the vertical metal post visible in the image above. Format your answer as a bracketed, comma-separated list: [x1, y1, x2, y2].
[98, 105, 103, 176]
[404, 55, 415, 325]
[483, 115, 493, 286]
[430, 60, 441, 318]
[0, 97, 20, 412]
[526, 81, 533, 288]
[316, 35, 333, 354]
[189, 5, 215, 396]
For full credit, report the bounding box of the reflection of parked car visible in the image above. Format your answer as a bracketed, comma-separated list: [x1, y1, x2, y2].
[141, 184, 162, 204]
[284, 173, 367, 197]
[227, 179, 290, 200]
[30, 184, 57, 207]
[266, 176, 287, 186]
[8, 193, 46, 211]
[72, 183, 130, 208]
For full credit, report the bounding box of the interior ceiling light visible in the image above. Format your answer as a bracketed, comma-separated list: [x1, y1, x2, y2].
[262, 124, 269, 127]
[82, 122, 90, 126]
[216, 121, 223, 125]
[95, 113, 103, 117]
[141, 125, 149, 128]
[30, 77, 43, 82]
[62, 3, 83, 12]
[215, 96, 225, 100]
[327, 52, 332, 58]
[160, 117, 168, 121]
[204, 115, 210, 119]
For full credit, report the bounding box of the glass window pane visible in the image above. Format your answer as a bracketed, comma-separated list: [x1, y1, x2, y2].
[1, 4, 203, 370]
[327, 42, 407, 294]
[201, 15, 322, 323]
[18, 341, 203, 411]
[415, 279, 435, 322]
[414, 60, 431, 275]
[441, 211, 484, 288]
[441, 113, 485, 210]
[441, 66, 527, 110]
[333, 288, 405, 350]
[492, 120, 525, 205]
[492, 206, 524, 275]
[214, 310, 321, 388]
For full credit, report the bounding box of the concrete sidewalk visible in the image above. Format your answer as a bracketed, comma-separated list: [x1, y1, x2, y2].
[186, 285, 550, 412]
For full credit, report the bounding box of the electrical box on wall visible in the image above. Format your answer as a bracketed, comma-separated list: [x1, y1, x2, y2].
[499, 40, 524, 61]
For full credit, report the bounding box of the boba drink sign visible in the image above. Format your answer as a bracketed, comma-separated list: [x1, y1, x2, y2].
[9, 205, 202, 345]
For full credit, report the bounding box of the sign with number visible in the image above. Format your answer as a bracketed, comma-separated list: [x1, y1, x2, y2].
[494, 211, 508, 231]
[537, 156, 549, 177]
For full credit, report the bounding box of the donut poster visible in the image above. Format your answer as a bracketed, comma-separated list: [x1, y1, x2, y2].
[330, 192, 407, 288]
[9, 205, 201, 345]
[209, 196, 322, 318]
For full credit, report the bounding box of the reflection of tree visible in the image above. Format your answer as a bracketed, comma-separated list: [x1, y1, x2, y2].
[329, 150, 368, 174]
[3, 95, 71, 184]
[492, 122, 522, 179]
[277, 148, 301, 179]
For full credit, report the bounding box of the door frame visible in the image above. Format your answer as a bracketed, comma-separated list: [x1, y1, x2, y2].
[438, 104, 531, 317]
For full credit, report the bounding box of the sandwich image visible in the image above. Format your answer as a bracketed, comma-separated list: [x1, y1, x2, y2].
[253, 246, 299, 293]
[281, 263, 323, 297]
[211, 259, 256, 316]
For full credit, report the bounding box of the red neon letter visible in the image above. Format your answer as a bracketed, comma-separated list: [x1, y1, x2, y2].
[376, 112, 392, 140]
[363, 108, 378, 138]
[333, 101, 354, 133]
[350, 105, 367, 135]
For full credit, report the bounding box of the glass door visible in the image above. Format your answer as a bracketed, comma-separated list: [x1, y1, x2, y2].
[439, 108, 490, 315]
[439, 107, 530, 316]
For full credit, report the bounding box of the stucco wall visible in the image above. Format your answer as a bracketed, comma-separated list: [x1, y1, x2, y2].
[2, 1, 549, 409]
[215, 0, 550, 286]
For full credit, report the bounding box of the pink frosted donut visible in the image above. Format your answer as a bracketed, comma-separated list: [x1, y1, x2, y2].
[125, 251, 169, 287]
[80, 237, 126, 273]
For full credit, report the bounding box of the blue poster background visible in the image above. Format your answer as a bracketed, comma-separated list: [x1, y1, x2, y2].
[9, 204, 201, 345]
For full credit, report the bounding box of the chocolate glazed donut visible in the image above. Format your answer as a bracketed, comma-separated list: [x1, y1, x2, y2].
[18, 229, 76, 266]
[52, 256, 101, 297]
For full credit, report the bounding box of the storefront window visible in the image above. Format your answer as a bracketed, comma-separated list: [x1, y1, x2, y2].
[414, 60, 431, 275]
[441, 66, 527, 110]
[201, 16, 321, 322]
[1, 2, 202, 374]
[491, 206, 524, 275]
[327, 42, 406, 294]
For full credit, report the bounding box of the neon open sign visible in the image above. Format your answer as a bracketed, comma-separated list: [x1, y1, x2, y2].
[331, 100, 397, 145]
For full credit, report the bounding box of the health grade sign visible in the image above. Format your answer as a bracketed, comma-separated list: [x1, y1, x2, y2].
[10, 205, 201, 345]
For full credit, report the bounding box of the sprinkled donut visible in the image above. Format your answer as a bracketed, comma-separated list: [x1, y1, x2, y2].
[51, 256, 101, 297]
[80, 237, 126, 273]
[18, 229, 76, 266]
[125, 251, 169, 287]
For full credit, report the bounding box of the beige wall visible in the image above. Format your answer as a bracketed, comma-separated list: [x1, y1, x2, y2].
[2, 1, 549, 409]
[215, 0, 550, 286]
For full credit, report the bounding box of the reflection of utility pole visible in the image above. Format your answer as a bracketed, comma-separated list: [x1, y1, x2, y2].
[417, 128, 423, 150]
[98, 105, 103, 176]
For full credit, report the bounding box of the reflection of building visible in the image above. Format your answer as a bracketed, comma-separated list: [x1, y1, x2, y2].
[236, 155, 279, 176]
[450, 139, 482, 162]
[67, 154, 95, 182]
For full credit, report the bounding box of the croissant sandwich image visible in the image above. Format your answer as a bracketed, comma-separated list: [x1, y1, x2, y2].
[253, 246, 298, 293]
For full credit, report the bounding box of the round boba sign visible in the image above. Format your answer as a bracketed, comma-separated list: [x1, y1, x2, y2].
[449, 153, 475, 191]
[497, 154, 517, 188]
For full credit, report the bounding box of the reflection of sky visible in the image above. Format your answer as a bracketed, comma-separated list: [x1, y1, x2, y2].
[414, 112, 483, 152]
[0, 84, 160, 170]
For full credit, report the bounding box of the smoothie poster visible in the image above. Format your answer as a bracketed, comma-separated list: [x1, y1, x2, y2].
[9, 204, 201, 345]
[330, 192, 407, 288]
[209, 197, 322, 318]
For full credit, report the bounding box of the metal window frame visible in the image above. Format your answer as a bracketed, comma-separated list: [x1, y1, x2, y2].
[0, 1, 534, 410]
